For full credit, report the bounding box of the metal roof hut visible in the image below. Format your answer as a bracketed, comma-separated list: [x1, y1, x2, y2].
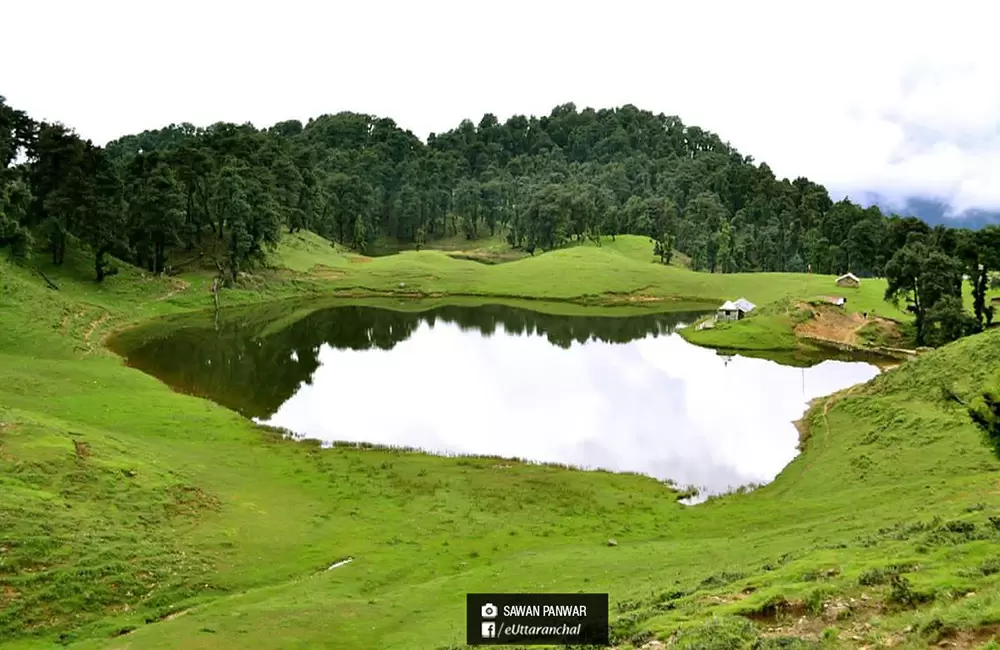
[836, 272, 861, 288]
[716, 298, 756, 322]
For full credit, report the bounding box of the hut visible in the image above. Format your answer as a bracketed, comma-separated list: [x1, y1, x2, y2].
[716, 297, 756, 322]
[836, 272, 861, 288]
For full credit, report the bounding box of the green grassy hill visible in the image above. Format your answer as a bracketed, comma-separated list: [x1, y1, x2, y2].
[2, 233, 1000, 649]
[270, 233, 909, 317]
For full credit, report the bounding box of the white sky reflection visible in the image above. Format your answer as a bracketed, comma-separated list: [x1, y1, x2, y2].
[263, 321, 880, 495]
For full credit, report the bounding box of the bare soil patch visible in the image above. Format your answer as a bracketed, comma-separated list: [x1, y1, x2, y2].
[747, 595, 888, 644]
[794, 302, 900, 349]
[73, 439, 92, 459]
[699, 590, 752, 605]
[935, 624, 1000, 649]
[0, 423, 16, 461]
[1, 585, 19, 608]
[795, 304, 867, 345]
[83, 312, 110, 343]
[157, 277, 190, 301]
[163, 608, 192, 622]
[309, 265, 347, 279]
[742, 598, 809, 626]
[349, 256, 373, 264]
[602, 287, 668, 304]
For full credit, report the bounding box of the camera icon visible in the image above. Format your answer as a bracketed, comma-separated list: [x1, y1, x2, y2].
[481, 602, 498, 619]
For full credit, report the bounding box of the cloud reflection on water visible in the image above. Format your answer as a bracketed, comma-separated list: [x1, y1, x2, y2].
[264, 321, 880, 496]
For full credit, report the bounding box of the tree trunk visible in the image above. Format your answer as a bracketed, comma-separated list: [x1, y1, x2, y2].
[913, 284, 924, 346]
[185, 187, 196, 245]
[974, 267, 988, 326]
[154, 241, 165, 275]
[95, 249, 106, 283]
[217, 204, 226, 240]
[36, 268, 60, 291]
[51, 231, 66, 266]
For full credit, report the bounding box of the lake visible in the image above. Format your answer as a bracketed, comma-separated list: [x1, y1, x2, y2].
[110, 302, 882, 498]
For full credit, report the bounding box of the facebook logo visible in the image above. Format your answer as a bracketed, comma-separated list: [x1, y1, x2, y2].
[481, 621, 497, 639]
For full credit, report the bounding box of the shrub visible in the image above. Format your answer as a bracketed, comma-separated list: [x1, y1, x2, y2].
[887, 575, 932, 607]
[753, 637, 813, 650]
[805, 587, 835, 616]
[700, 571, 747, 589]
[980, 557, 1000, 576]
[969, 379, 1000, 457]
[920, 617, 958, 643]
[944, 520, 976, 535]
[858, 563, 917, 586]
[672, 617, 758, 650]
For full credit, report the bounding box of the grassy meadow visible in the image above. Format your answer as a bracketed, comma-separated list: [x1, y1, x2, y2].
[266, 231, 924, 355]
[2, 231, 1000, 649]
[267, 231, 910, 315]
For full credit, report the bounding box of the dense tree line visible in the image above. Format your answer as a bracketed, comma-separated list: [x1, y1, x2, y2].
[2, 96, 997, 343]
[884, 227, 1000, 345]
[0, 97, 34, 257]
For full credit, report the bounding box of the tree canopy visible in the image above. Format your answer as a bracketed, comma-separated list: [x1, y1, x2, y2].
[1, 97, 997, 346]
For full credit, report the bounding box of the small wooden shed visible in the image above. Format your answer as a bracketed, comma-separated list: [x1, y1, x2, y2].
[836, 272, 861, 288]
[716, 298, 756, 322]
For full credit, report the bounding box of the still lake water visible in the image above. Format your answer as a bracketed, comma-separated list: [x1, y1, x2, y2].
[112, 303, 881, 497]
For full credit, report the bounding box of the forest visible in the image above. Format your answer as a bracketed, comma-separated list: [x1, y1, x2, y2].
[1, 95, 998, 345]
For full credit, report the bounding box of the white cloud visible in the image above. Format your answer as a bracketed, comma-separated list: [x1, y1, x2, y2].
[3, 0, 998, 210]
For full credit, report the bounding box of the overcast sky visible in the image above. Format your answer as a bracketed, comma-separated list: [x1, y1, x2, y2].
[4, 0, 998, 212]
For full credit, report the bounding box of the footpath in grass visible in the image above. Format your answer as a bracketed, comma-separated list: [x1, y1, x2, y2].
[2, 232, 1000, 649]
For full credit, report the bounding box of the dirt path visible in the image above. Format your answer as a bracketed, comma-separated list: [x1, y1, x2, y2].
[818, 385, 858, 453]
[820, 388, 848, 445]
[83, 312, 111, 351]
[307, 265, 346, 280]
[786, 384, 860, 490]
[156, 278, 191, 301]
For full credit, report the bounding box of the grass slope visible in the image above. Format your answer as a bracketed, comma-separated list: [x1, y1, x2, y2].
[2, 232, 1000, 649]
[269, 232, 916, 354]
[678, 299, 816, 352]
[267, 233, 909, 318]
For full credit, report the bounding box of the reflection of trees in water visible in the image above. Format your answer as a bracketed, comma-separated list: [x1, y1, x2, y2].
[117, 305, 705, 420]
[425, 305, 698, 349]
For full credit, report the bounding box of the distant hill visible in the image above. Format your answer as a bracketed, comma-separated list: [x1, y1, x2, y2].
[853, 192, 1000, 230]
